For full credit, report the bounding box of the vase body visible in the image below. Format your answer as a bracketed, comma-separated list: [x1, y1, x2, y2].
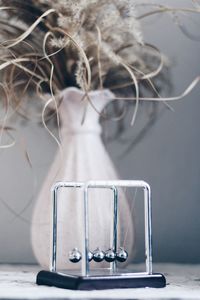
[31, 87, 134, 269]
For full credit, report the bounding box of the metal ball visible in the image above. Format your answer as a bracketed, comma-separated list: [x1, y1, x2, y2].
[88, 251, 93, 262]
[105, 249, 116, 262]
[93, 248, 105, 262]
[68, 248, 82, 263]
[116, 247, 128, 262]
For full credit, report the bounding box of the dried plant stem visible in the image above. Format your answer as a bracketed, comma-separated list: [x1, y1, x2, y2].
[114, 76, 200, 102]
[51, 27, 92, 91]
[120, 62, 139, 126]
[96, 26, 103, 90]
[42, 30, 63, 168]
[138, 7, 200, 20]
[4, 8, 56, 49]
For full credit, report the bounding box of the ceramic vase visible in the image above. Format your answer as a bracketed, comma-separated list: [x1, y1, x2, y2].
[31, 87, 134, 269]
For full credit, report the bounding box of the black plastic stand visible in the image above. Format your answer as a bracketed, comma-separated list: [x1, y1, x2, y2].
[37, 270, 166, 290]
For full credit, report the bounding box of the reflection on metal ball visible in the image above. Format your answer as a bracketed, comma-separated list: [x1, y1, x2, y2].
[116, 247, 128, 262]
[93, 248, 105, 262]
[68, 248, 82, 263]
[88, 251, 93, 262]
[105, 249, 116, 262]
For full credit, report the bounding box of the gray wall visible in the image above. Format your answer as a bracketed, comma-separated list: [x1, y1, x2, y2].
[0, 1, 200, 264]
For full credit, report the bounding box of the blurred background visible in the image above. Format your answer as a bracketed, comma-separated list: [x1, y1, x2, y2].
[0, 0, 200, 264]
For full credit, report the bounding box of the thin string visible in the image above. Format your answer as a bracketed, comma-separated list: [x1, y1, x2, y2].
[123, 187, 138, 249]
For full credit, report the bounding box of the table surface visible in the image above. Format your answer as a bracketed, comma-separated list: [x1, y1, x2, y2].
[0, 263, 200, 299]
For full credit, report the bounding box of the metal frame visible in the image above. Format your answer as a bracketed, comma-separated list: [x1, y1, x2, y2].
[50, 181, 84, 272]
[82, 183, 118, 276]
[50, 180, 152, 277]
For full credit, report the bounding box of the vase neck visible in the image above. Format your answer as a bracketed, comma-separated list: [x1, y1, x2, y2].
[58, 87, 114, 135]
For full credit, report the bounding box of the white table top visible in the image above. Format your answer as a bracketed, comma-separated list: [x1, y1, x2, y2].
[0, 263, 200, 299]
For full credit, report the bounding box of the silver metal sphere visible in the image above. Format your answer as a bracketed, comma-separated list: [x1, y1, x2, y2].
[116, 247, 128, 262]
[93, 248, 105, 262]
[68, 248, 82, 263]
[105, 249, 116, 262]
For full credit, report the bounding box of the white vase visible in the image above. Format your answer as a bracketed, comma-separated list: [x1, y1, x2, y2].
[31, 87, 134, 269]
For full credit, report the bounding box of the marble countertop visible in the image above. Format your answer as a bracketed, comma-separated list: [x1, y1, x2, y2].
[0, 263, 200, 299]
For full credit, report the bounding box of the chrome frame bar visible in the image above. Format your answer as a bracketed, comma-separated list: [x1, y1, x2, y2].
[82, 184, 118, 276]
[50, 181, 84, 272]
[82, 181, 152, 276]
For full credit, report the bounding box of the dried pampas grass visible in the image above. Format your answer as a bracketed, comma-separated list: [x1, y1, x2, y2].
[0, 1, 144, 93]
[0, 0, 199, 221]
[0, 0, 199, 147]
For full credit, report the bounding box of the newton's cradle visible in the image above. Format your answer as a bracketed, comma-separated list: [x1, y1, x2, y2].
[37, 180, 166, 290]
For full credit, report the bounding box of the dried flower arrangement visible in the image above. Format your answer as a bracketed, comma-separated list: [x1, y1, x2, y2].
[0, 0, 199, 143]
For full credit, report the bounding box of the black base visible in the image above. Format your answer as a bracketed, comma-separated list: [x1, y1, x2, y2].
[36, 270, 166, 290]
